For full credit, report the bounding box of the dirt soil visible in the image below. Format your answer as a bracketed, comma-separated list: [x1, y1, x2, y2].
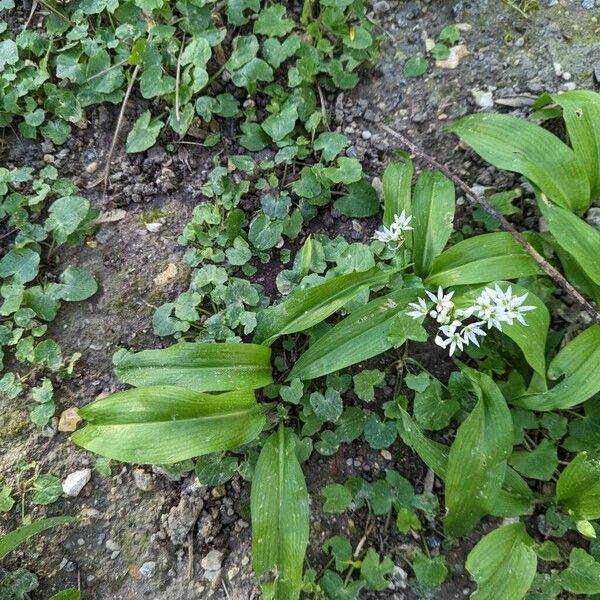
[1, 0, 599, 598]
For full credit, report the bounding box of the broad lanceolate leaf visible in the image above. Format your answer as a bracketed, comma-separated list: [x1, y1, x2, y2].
[412, 170, 455, 277]
[556, 452, 600, 520]
[382, 156, 413, 228]
[0, 517, 76, 560]
[289, 288, 423, 381]
[514, 325, 600, 411]
[426, 233, 539, 288]
[444, 368, 513, 536]
[254, 268, 394, 346]
[544, 90, 600, 200]
[538, 194, 600, 285]
[465, 523, 537, 600]
[114, 342, 272, 391]
[454, 281, 549, 375]
[397, 407, 532, 518]
[251, 426, 309, 600]
[450, 113, 590, 211]
[72, 387, 266, 464]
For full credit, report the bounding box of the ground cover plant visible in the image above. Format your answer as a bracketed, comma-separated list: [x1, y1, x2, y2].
[2, 0, 600, 598]
[73, 90, 600, 598]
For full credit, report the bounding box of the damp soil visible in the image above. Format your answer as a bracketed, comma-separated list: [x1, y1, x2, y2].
[1, 0, 599, 598]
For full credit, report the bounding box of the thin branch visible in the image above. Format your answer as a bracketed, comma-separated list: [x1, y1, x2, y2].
[90, 64, 140, 197]
[380, 123, 600, 325]
[175, 33, 186, 122]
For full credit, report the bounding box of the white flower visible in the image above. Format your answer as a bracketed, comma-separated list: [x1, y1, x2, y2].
[406, 297, 428, 320]
[460, 321, 486, 347]
[425, 286, 455, 324]
[435, 320, 464, 356]
[372, 210, 414, 245]
[470, 285, 536, 330]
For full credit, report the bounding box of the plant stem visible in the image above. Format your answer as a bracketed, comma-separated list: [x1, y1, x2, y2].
[380, 124, 600, 325]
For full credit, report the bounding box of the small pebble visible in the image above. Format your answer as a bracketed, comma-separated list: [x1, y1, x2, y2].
[201, 549, 223, 572]
[85, 161, 98, 174]
[140, 561, 156, 578]
[361, 130, 372, 140]
[562, 72, 572, 81]
[58, 407, 81, 432]
[62, 469, 91, 497]
[372, 0, 390, 13]
[133, 468, 154, 492]
[582, 0, 594, 8]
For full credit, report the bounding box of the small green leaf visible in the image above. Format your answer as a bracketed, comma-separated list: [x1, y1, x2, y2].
[353, 369, 385, 402]
[253, 5, 295, 37]
[364, 414, 396, 449]
[322, 483, 353, 513]
[126, 111, 164, 153]
[560, 548, 600, 595]
[403, 54, 429, 77]
[556, 452, 600, 520]
[412, 551, 448, 587]
[56, 267, 97, 301]
[248, 214, 284, 250]
[509, 439, 558, 482]
[466, 523, 537, 600]
[262, 104, 298, 142]
[333, 179, 379, 217]
[309, 389, 342, 423]
[0, 517, 76, 560]
[195, 453, 238, 486]
[360, 549, 394, 592]
[323, 157, 362, 185]
[31, 474, 62, 505]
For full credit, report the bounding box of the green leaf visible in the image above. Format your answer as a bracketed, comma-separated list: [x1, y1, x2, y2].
[466, 523, 537, 600]
[0, 249, 40, 284]
[262, 104, 298, 142]
[114, 342, 272, 391]
[0, 39, 18, 70]
[353, 369, 385, 402]
[323, 536, 352, 572]
[0, 517, 76, 560]
[195, 453, 238, 486]
[322, 483, 353, 514]
[45, 196, 90, 244]
[56, 266, 97, 301]
[449, 113, 590, 211]
[403, 54, 428, 77]
[538, 194, 600, 286]
[560, 548, 600, 595]
[360, 549, 394, 592]
[323, 157, 362, 185]
[72, 387, 266, 464]
[254, 267, 394, 346]
[289, 288, 423, 380]
[414, 378, 458, 431]
[412, 551, 448, 587]
[547, 90, 600, 199]
[556, 452, 600, 520]
[314, 132, 348, 162]
[426, 232, 539, 287]
[454, 281, 549, 376]
[364, 414, 396, 449]
[333, 179, 379, 217]
[412, 170, 455, 277]
[0, 485, 15, 512]
[31, 474, 62, 505]
[251, 426, 309, 600]
[382, 157, 413, 228]
[515, 325, 600, 411]
[126, 111, 164, 153]
[309, 389, 342, 422]
[248, 214, 284, 250]
[444, 368, 513, 536]
[253, 5, 295, 37]
[509, 439, 558, 481]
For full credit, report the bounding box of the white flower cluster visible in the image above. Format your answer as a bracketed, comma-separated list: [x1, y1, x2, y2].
[372, 211, 413, 246]
[406, 285, 536, 356]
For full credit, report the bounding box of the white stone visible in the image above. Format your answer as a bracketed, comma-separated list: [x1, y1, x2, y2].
[201, 549, 223, 572]
[140, 561, 156, 578]
[471, 89, 494, 109]
[62, 469, 91, 497]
